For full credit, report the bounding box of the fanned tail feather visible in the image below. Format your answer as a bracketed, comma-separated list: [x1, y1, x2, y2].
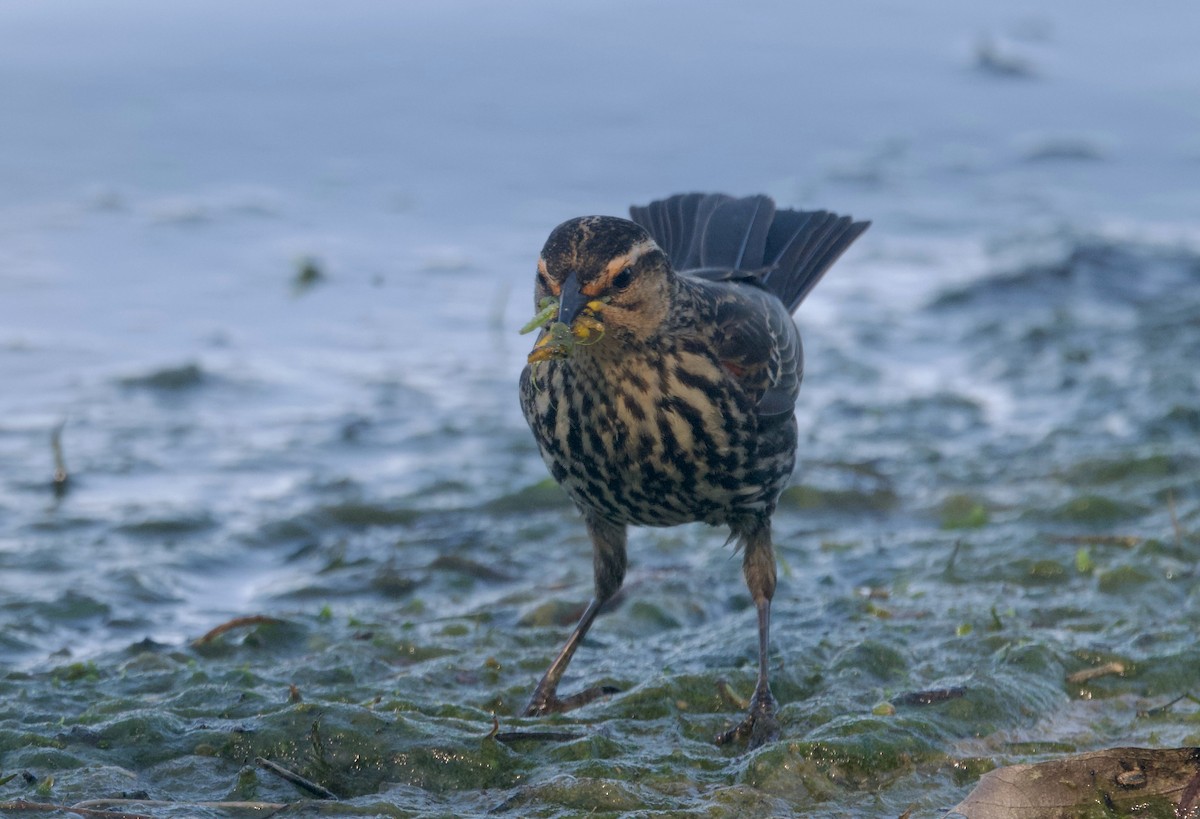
[631, 193, 870, 314]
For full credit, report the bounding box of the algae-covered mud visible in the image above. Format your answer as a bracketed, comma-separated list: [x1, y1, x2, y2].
[2, 2, 1199, 816]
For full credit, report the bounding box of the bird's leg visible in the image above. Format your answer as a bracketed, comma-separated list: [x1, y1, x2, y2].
[524, 513, 626, 716]
[716, 516, 781, 748]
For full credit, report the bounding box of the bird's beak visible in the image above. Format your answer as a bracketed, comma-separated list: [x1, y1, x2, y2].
[556, 270, 587, 328]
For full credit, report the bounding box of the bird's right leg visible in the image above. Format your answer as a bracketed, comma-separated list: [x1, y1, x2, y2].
[523, 513, 626, 716]
[716, 515, 781, 749]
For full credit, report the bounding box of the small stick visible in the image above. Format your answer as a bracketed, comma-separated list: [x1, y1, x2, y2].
[193, 615, 283, 645]
[255, 757, 337, 800]
[943, 540, 962, 577]
[1137, 691, 1199, 718]
[1168, 490, 1184, 548]
[0, 799, 150, 819]
[74, 799, 287, 812]
[492, 730, 583, 744]
[51, 421, 70, 497]
[1066, 661, 1125, 684]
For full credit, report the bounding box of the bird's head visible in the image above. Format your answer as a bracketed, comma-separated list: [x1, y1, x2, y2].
[524, 215, 673, 362]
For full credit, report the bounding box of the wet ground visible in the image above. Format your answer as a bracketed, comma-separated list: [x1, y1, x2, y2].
[1, 1, 1198, 816]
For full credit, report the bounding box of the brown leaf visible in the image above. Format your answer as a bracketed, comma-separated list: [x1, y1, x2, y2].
[946, 747, 1200, 818]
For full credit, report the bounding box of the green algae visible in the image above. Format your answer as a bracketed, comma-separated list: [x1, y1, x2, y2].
[939, 493, 991, 529]
[778, 483, 899, 514]
[1046, 494, 1147, 524]
[740, 724, 942, 801]
[317, 501, 422, 528]
[1062, 453, 1177, 485]
[1095, 563, 1158, 593]
[485, 478, 573, 513]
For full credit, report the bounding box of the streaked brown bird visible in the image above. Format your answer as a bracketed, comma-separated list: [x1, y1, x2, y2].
[518, 192, 869, 747]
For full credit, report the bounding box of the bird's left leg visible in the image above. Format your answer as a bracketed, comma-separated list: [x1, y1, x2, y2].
[523, 512, 626, 716]
[716, 515, 781, 748]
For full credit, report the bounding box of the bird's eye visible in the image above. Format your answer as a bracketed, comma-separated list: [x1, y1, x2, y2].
[612, 266, 634, 290]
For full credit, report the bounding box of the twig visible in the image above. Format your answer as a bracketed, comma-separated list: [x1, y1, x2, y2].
[51, 421, 70, 497]
[1168, 490, 1184, 549]
[255, 757, 338, 800]
[1138, 692, 1199, 718]
[1066, 661, 1125, 685]
[0, 799, 150, 819]
[943, 540, 962, 578]
[73, 799, 287, 813]
[492, 729, 583, 744]
[484, 714, 582, 743]
[307, 717, 328, 771]
[193, 615, 283, 645]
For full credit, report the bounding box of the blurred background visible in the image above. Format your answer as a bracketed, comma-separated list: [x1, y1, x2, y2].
[1, 1, 1198, 816]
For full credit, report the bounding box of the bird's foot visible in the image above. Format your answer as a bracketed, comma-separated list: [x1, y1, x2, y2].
[715, 686, 779, 749]
[523, 683, 621, 717]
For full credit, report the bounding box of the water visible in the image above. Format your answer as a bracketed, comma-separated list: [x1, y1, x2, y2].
[2, 1, 1198, 816]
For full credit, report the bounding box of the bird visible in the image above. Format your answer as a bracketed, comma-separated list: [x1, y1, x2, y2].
[517, 192, 869, 747]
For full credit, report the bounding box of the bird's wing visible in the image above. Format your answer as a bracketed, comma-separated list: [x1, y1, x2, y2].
[691, 275, 804, 418]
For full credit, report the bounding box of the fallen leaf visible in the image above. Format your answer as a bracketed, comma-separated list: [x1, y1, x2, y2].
[945, 747, 1200, 818]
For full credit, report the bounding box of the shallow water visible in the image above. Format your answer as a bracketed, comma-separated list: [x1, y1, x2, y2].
[2, 1, 1199, 816]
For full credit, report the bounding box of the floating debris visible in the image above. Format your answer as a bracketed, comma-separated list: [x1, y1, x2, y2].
[892, 686, 967, 707]
[428, 553, 515, 582]
[50, 421, 70, 498]
[974, 36, 1038, 79]
[256, 757, 337, 800]
[948, 747, 1200, 818]
[492, 729, 583, 745]
[1022, 137, 1108, 162]
[292, 255, 326, 295]
[0, 799, 151, 819]
[119, 362, 206, 391]
[487, 715, 581, 745]
[193, 615, 284, 646]
[1066, 661, 1126, 685]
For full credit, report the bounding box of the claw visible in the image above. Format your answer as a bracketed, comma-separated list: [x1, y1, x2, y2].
[715, 686, 779, 749]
